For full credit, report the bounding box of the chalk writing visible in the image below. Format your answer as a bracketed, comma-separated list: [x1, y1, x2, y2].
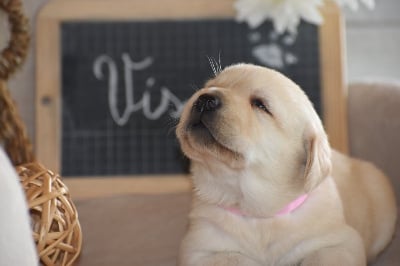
[249, 31, 299, 69]
[93, 53, 185, 126]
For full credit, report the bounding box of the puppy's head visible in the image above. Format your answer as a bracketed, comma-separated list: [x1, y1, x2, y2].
[176, 64, 331, 212]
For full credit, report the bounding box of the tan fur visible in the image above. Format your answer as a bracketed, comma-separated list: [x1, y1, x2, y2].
[176, 64, 397, 266]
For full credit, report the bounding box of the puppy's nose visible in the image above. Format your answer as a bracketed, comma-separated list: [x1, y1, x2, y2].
[193, 93, 221, 113]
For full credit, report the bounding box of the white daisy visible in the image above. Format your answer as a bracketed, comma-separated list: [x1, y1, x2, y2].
[234, 0, 324, 34]
[234, 0, 375, 34]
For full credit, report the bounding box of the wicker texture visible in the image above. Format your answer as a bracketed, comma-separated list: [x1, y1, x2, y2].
[0, 0, 33, 166]
[0, 0, 30, 80]
[0, 80, 34, 165]
[17, 163, 82, 266]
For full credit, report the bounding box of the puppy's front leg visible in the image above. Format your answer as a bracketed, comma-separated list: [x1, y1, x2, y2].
[179, 251, 261, 266]
[300, 229, 366, 266]
[300, 247, 365, 266]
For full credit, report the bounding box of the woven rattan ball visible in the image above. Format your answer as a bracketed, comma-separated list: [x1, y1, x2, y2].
[17, 162, 82, 266]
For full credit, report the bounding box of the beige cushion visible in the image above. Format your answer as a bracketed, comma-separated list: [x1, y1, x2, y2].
[348, 81, 400, 265]
[348, 82, 400, 205]
[75, 193, 190, 266]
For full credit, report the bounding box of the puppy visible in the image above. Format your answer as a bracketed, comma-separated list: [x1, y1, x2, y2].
[176, 64, 397, 266]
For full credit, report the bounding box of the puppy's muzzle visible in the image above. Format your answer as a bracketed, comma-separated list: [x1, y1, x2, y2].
[181, 91, 245, 167]
[185, 92, 223, 140]
[189, 92, 222, 127]
[193, 93, 221, 114]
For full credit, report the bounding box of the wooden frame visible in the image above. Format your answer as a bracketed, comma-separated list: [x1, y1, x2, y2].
[36, 0, 347, 199]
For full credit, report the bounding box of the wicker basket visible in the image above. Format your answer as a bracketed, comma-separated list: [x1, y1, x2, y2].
[0, 1, 82, 265]
[18, 163, 82, 265]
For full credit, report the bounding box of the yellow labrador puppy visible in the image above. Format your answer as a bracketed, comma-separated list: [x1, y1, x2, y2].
[176, 64, 397, 266]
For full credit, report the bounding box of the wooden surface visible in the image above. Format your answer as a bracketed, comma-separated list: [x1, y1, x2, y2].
[64, 175, 191, 200]
[36, 18, 60, 172]
[36, 0, 236, 20]
[36, 0, 347, 194]
[74, 193, 192, 266]
[319, 1, 348, 153]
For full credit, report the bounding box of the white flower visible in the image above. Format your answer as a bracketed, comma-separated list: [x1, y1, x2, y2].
[234, 0, 375, 34]
[234, 0, 324, 34]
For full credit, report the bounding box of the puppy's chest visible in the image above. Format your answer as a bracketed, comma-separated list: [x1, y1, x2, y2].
[216, 216, 305, 264]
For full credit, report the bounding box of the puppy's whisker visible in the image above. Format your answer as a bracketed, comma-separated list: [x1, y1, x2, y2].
[208, 53, 223, 76]
[213, 57, 220, 75]
[207, 55, 218, 77]
[217, 51, 222, 73]
[164, 116, 180, 136]
[210, 57, 217, 76]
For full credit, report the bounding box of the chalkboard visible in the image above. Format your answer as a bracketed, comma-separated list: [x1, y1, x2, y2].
[36, 0, 347, 180]
[60, 19, 320, 176]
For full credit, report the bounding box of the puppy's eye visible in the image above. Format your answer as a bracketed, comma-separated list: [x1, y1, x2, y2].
[251, 98, 272, 115]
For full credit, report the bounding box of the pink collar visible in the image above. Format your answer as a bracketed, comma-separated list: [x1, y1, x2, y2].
[220, 194, 308, 218]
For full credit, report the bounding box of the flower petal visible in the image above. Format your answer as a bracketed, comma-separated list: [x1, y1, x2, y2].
[297, 2, 324, 25]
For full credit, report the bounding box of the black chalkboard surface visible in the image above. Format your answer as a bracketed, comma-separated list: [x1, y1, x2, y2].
[60, 19, 320, 177]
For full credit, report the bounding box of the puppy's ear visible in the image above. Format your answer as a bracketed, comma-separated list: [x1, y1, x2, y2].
[303, 125, 332, 192]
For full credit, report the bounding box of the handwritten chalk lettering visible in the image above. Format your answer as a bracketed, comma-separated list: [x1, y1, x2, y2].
[93, 53, 185, 126]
